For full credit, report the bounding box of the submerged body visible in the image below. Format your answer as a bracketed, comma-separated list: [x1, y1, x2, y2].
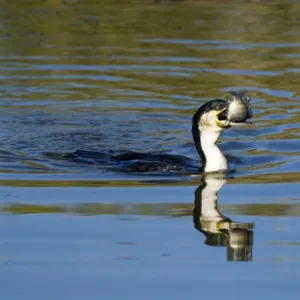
[61, 91, 253, 174]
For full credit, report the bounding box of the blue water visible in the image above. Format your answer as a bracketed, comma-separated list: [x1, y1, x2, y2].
[1, 1, 300, 299]
[2, 184, 300, 299]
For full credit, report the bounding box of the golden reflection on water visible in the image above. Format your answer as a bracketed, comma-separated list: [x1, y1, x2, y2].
[1, 170, 300, 187]
[2, 201, 299, 217]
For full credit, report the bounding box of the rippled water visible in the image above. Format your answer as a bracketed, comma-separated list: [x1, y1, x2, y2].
[2, 1, 300, 181]
[1, 1, 300, 299]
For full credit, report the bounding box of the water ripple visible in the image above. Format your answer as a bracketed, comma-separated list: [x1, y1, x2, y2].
[0, 1, 300, 183]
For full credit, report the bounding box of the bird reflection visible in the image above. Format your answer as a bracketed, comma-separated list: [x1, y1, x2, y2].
[193, 174, 255, 262]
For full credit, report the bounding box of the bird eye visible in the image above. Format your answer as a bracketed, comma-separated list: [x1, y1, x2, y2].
[243, 96, 251, 102]
[215, 103, 226, 111]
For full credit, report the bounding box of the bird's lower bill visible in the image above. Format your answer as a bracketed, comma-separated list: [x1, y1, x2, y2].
[215, 109, 231, 128]
[215, 109, 249, 129]
[215, 117, 231, 128]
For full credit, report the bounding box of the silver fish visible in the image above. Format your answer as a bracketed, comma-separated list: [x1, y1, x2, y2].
[225, 91, 252, 123]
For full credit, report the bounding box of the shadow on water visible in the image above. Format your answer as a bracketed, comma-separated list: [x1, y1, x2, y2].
[193, 175, 254, 262]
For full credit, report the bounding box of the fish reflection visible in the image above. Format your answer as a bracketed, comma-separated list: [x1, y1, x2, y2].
[193, 175, 255, 262]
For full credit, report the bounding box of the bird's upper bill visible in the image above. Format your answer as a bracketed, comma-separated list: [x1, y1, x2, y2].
[215, 91, 253, 129]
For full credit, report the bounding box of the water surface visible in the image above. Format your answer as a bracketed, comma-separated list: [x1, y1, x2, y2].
[1, 1, 300, 299]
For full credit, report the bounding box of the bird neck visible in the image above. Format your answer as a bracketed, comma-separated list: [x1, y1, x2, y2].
[192, 124, 227, 173]
[201, 130, 227, 172]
